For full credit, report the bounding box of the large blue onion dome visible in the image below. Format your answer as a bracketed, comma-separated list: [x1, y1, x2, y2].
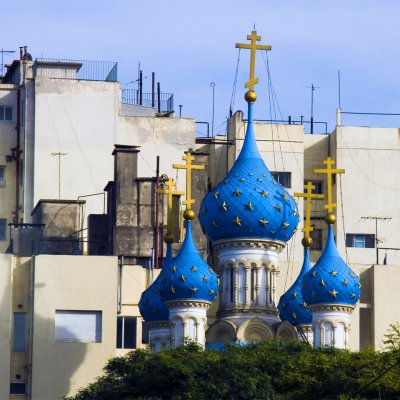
[199, 103, 299, 243]
[302, 225, 361, 306]
[139, 244, 173, 322]
[159, 221, 218, 303]
[278, 246, 312, 324]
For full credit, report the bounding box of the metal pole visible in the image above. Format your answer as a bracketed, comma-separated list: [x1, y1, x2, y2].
[210, 82, 215, 136]
[155, 156, 160, 269]
[151, 72, 155, 108]
[51, 152, 67, 199]
[157, 82, 161, 114]
[139, 70, 143, 106]
[179, 105, 183, 118]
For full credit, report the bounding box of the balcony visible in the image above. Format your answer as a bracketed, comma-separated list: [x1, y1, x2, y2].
[121, 89, 174, 115]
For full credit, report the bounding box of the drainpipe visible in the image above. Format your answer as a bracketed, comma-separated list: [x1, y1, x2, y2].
[154, 156, 159, 269]
[117, 255, 124, 314]
[14, 88, 21, 223]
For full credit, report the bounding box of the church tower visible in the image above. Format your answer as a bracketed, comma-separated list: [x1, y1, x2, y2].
[301, 158, 361, 348]
[278, 181, 324, 344]
[201, 31, 299, 343]
[159, 152, 219, 348]
[139, 178, 183, 352]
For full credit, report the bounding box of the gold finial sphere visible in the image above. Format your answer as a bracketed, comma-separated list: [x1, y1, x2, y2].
[245, 90, 257, 103]
[183, 209, 195, 221]
[325, 213, 336, 225]
[302, 236, 313, 248]
[164, 232, 174, 244]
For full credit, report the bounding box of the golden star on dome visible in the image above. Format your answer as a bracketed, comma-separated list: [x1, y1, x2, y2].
[292, 291, 298, 298]
[329, 289, 338, 298]
[246, 202, 254, 211]
[202, 275, 208, 282]
[272, 180, 277, 184]
[209, 267, 214, 273]
[191, 286, 198, 293]
[294, 209, 297, 216]
[180, 274, 186, 281]
[224, 179, 230, 184]
[171, 286, 176, 294]
[274, 204, 281, 212]
[350, 293, 356, 298]
[358, 283, 362, 289]
[342, 280, 348, 286]
[233, 216, 242, 226]
[330, 271, 338, 276]
[257, 178, 263, 182]
[301, 301, 307, 308]
[233, 189, 242, 197]
[234, 173, 239, 177]
[260, 190, 269, 197]
[282, 221, 289, 228]
[320, 279, 326, 286]
[281, 193, 288, 200]
[248, 172, 254, 176]
[212, 220, 219, 228]
[221, 202, 228, 211]
[312, 271, 317, 277]
[171, 266, 177, 272]
[349, 272, 355, 277]
[214, 191, 219, 199]
[239, 178, 246, 182]
[292, 312, 297, 319]
[259, 218, 269, 226]
[209, 289, 215, 295]
[191, 266, 198, 272]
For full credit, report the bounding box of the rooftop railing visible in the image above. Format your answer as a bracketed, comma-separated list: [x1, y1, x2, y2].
[121, 89, 174, 114]
[33, 58, 118, 82]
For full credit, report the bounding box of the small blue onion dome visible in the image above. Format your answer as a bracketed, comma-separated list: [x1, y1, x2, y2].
[302, 226, 361, 306]
[278, 247, 312, 324]
[138, 244, 173, 322]
[199, 103, 299, 243]
[160, 221, 218, 303]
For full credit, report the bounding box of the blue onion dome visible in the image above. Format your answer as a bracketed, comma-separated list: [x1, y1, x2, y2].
[139, 243, 173, 322]
[160, 220, 218, 303]
[302, 225, 361, 306]
[199, 102, 299, 243]
[278, 246, 312, 324]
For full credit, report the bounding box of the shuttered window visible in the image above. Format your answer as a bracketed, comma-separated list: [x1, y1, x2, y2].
[55, 310, 102, 343]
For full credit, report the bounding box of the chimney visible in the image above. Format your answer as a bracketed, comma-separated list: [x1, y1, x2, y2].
[19, 47, 23, 60]
[112, 145, 140, 205]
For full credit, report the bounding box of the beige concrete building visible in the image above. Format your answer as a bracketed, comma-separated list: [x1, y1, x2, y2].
[0, 52, 195, 253]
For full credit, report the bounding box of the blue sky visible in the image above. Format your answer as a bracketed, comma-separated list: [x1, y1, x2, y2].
[2, 0, 400, 134]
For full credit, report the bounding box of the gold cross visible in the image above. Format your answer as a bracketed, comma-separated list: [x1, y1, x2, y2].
[314, 157, 345, 214]
[173, 151, 205, 211]
[294, 182, 324, 239]
[157, 178, 184, 235]
[236, 30, 271, 92]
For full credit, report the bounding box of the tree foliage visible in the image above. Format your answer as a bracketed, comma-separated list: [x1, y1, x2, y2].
[67, 341, 400, 400]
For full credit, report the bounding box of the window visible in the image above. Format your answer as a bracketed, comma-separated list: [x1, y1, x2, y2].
[0, 166, 5, 187]
[304, 179, 323, 194]
[55, 310, 102, 343]
[0, 105, 13, 121]
[271, 172, 291, 188]
[13, 313, 26, 351]
[10, 382, 26, 395]
[346, 234, 375, 248]
[310, 228, 323, 250]
[117, 316, 137, 349]
[0, 219, 6, 241]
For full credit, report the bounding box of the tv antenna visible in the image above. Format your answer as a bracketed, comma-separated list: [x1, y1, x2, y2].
[307, 83, 320, 134]
[0, 48, 16, 77]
